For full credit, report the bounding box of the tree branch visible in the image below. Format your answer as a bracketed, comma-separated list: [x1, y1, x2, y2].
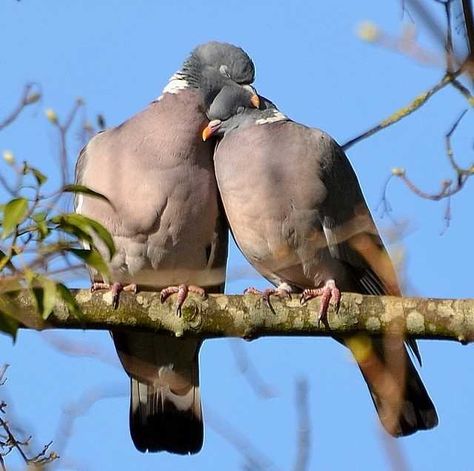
[7, 290, 474, 343]
[342, 71, 460, 150]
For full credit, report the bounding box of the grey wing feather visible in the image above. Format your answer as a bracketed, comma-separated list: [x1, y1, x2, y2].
[73, 143, 88, 209]
[317, 134, 421, 365]
[205, 202, 228, 292]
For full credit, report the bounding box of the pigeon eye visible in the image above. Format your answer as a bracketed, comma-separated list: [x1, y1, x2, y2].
[219, 65, 231, 78]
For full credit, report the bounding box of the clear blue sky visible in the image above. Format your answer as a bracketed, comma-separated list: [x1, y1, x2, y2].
[1, 1, 473, 470]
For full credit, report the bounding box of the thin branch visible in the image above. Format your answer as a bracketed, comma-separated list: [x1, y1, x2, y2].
[451, 78, 474, 101]
[293, 378, 311, 471]
[0, 418, 30, 463]
[205, 408, 279, 471]
[380, 432, 409, 471]
[0, 367, 8, 386]
[53, 383, 124, 457]
[0, 367, 58, 468]
[5, 290, 474, 343]
[49, 99, 84, 190]
[342, 71, 460, 150]
[391, 109, 472, 202]
[0, 84, 41, 132]
[230, 340, 277, 398]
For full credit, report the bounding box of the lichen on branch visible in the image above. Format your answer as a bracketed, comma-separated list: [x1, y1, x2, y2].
[8, 290, 474, 344]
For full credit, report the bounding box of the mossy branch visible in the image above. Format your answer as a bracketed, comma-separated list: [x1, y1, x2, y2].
[9, 290, 474, 344]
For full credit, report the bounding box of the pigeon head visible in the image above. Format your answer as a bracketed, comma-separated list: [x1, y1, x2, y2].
[208, 84, 260, 120]
[202, 85, 261, 141]
[162, 42, 256, 107]
[192, 42, 255, 85]
[202, 89, 286, 141]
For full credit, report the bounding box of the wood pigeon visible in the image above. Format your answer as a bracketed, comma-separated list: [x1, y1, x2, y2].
[74, 42, 258, 454]
[202, 90, 438, 437]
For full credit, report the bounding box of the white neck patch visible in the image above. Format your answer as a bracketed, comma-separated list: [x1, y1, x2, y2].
[157, 71, 189, 100]
[255, 109, 287, 125]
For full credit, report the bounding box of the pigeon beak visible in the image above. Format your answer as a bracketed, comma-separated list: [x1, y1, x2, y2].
[202, 119, 222, 141]
[250, 94, 260, 108]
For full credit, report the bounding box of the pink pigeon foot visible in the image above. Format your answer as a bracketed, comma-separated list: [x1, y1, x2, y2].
[160, 284, 206, 317]
[300, 279, 341, 326]
[244, 285, 292, 315]
[91, 281, 137, 309]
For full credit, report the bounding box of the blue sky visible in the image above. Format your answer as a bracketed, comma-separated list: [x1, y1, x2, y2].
[1, 1, 473, 470]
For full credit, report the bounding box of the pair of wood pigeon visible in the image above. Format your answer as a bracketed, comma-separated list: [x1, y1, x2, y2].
[75, 42, 438, 455]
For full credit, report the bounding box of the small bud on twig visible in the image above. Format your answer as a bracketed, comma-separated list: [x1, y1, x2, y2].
[2, 150, 15, 165]
[357, 21, 380, 42]
[44, 108, 58, 125]
[25, 92, 41, 105]
[391, 167, 406, 176]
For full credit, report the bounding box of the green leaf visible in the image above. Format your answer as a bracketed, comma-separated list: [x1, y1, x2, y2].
[53, 221, 94, 246]
[56, 283, 82, 319]
[52, 213, 115, 258]
[0, 296, 19, 340]
[32, 211, 50, 240]
[32, 277, 58, 319]
[67, 248, 110, 278]
[30, 167, 47, 186]
[62, 184, 112, 205]
[0, 249, 12, 272]
[2, 197, 29, 239]
[21, 163, 47, 185]
[36, 220, 49, 240]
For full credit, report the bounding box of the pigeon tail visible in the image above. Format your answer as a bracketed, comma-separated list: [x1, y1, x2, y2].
[112, 332, 203, 454]
[351, 337, 438, 437]
[130, 378, 203, 454]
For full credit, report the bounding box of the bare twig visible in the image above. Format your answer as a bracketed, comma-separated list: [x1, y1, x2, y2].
[380, 109, 472, 231]
[342, 71, 460, 150]
[380, 432, 410, 471]
[41, 332, 120, 368]
[451, 78, 474, 101]
[206, 408, 279, 471]
[293, 378, 311, 471]
[350, 0, 473, 152]
[230, 340, 277, 398]
[48, 99, 85, 190]
[53, 383, 124, 458]
[0, 367, 8, 386]
[391, 109, 472, 202]
[0, 367, 58, 468]
[0, 83, 41, 132]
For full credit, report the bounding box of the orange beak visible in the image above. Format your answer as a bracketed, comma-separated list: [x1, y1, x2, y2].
[202, 119, 222, 141]
[251, 93, 260, 108]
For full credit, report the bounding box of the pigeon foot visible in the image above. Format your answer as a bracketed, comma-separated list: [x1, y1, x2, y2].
[244, 284, 292, 315]
[300, 279, 341, 326]
[91, 281, 137, 309]
[160, 284, 206, 316]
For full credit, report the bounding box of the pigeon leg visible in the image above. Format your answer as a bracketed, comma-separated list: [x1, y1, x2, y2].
[300, 279, 341, 326]
[90, 281, 137, 309]
[244, 284, 292, 315]
[91, 281, 110, 292]
[160, 284, 206, 317]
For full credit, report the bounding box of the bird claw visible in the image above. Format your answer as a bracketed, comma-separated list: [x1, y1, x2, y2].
[244, 286, 292, 315]
[160, 284, 206, 317]
[91, 282, 109, 293]
[90, 282, 137, 310]
[300, 280, 341, 327]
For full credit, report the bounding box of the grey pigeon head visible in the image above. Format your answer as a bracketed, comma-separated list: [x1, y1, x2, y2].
[207, 84, 259, 121]
[203, 88, 285, 140]
[192, 41, 255, 84]
[177, 42, 256, 107]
